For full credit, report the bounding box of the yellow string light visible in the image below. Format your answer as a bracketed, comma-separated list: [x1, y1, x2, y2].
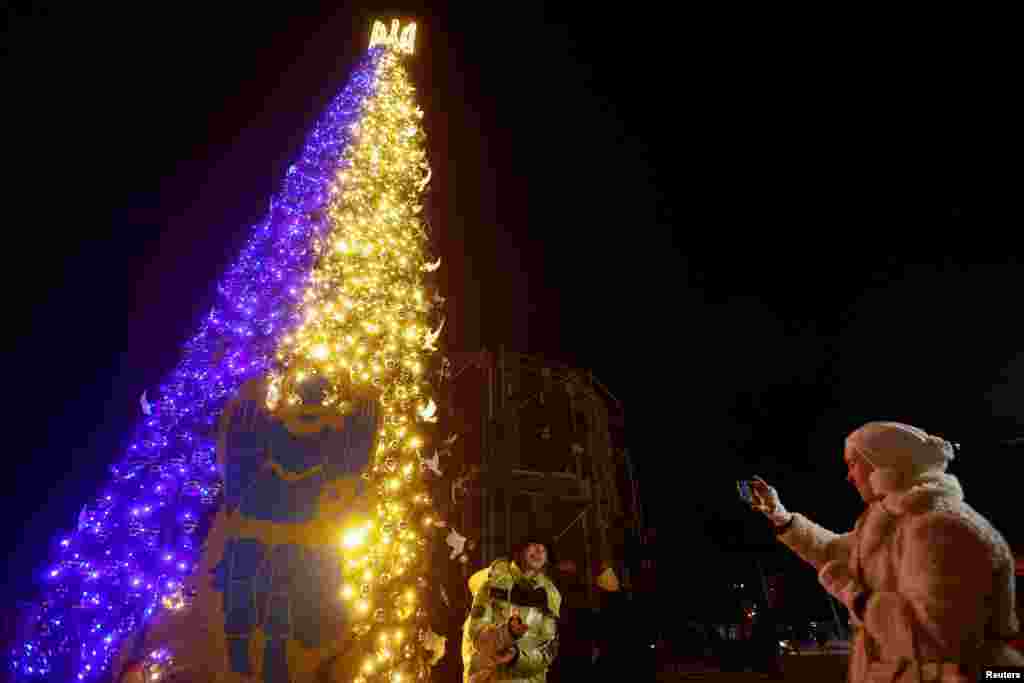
[263, 20, 438, 681]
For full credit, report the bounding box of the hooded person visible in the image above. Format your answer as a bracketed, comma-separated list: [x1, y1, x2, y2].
[461, 532, 562, 683]
[750, 421, 1023, 683]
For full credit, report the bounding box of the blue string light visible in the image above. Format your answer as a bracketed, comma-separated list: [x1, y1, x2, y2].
[10, 47, 388, 683]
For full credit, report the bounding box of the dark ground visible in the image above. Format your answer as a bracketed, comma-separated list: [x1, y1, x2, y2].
[656, 654, 849, 681]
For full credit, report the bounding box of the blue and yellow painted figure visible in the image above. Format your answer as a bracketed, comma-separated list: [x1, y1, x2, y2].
[213, 373, 377, 683]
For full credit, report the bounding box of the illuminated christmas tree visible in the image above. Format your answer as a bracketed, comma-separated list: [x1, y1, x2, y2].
[11, 19, 444, 683]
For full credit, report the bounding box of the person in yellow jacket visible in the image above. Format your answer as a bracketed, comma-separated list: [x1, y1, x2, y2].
[462, 535, 561, 683]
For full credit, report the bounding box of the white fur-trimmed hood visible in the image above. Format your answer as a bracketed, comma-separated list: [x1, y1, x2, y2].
[874, 471, 964, 515]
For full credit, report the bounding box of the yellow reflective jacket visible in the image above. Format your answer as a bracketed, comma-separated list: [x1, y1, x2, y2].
[462, 559, 561, 683]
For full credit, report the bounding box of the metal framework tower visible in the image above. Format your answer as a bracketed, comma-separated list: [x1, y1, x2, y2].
[442, 347, 637, 610]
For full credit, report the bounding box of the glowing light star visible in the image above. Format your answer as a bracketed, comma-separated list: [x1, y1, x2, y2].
[140, 391, 152, 415]
[344, 526, 369, 549]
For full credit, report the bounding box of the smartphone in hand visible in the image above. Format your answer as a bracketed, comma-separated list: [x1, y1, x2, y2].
[736, 480, 755, 504]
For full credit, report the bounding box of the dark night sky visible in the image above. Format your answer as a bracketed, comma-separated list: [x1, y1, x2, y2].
[0, 2, 1013, 619]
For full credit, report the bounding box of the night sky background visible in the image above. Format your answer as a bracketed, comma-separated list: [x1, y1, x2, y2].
[1, 1, 1009, 625]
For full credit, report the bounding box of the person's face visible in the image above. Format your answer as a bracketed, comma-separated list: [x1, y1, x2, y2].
[845, 446, 876, 503]
[521, 543, 548, 572]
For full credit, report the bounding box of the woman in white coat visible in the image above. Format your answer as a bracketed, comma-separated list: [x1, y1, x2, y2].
[750, 421, 1022, 683]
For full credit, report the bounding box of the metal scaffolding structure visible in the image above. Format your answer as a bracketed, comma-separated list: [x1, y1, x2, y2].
[442, 347, 637, 611]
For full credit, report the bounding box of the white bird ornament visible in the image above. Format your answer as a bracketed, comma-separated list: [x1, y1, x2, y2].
[423, 317, 445, 352]
[447, 528, 467, 560]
